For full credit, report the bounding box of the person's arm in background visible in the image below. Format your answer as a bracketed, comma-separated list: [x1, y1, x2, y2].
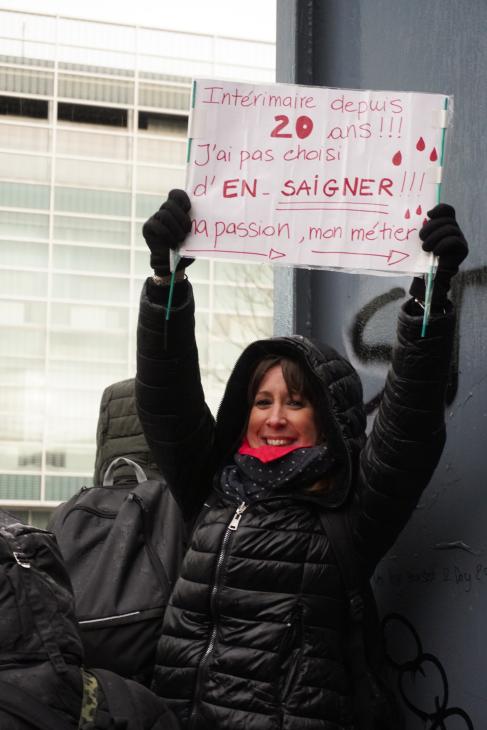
[350, 204, 469, 571]
[136, 190, 216, 521]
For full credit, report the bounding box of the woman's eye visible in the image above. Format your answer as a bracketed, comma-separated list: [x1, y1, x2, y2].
[254, 398, 271, 407]
[288, 397, 304, 408]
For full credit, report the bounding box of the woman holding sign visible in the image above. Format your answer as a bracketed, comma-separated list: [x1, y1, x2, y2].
[136, 190, 467, 730]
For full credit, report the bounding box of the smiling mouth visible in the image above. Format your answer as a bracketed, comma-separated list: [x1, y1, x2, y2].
[264, 438, 294, 446]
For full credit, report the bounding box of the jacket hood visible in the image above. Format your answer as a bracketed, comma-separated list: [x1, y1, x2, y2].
[93, 378, 163, 485]
[215, 335, 366, 508]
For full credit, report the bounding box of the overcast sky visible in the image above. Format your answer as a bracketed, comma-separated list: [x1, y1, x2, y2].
[1, 0, 276, 41]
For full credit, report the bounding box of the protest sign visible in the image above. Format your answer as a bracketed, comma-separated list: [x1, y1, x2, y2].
[181, 79, 451, 275]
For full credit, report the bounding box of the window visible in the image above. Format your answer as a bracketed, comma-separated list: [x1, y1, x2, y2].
[55, 187, 131, 216]
[0, 181, 50, 209]
[58, 102, 128, 127]
[53, 215, 131, 246]
[0, 95, 48, 118]
[138, 111, 187, 134]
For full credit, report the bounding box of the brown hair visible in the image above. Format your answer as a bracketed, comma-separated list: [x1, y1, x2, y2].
[246, 356, 333, 495]
[247, 356, 316, 411]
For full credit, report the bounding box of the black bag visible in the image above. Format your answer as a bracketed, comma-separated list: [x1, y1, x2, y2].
[50, 456, 186, 686]
[0, 675, 180, 730]
[0, 509, 181, 730]
[320, 511, 404, 730]
[0, 680, 75, 730]
[0, 510, 85, 729]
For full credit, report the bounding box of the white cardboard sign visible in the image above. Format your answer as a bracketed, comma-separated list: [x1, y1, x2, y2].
[181, 79, 451, 275]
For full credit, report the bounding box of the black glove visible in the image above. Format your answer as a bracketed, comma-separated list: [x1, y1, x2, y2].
[409, 203, 468, 309]
[142, 189, 194, 276]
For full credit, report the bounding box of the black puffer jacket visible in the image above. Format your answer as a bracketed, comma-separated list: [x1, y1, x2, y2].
[136, 279, 455, 730]
[93, 377, 165, 485]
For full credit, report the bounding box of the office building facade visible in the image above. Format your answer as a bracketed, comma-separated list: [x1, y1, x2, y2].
[0, 9, 275, 523]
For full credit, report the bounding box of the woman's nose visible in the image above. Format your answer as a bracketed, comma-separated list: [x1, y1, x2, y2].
[266, 404, 286, 427]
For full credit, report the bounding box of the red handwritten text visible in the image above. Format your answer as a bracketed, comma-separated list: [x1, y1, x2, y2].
[281, 176, 393, 197]
[191, 218, 291, 247]
[330, 95, 403, 119]
[223, 179, 258, 198]
[351, 221, 417, 242]
[271, 115, 314, 139]
[327, 123, 372, 140]
[308, 225, 344, 240]
[201, 85, 316, 109]
[283, 145, 341, 162]
[195, 144, 275, 170]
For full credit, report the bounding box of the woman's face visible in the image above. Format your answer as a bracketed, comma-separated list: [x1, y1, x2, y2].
[246, 364, 319, 449]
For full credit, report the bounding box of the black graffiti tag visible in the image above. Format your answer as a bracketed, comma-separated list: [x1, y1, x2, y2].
[350, 266, 487, 413]
[383, 613, 473, 729]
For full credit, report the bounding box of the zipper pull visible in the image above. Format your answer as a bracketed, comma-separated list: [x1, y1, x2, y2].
[229, 502, 247, 531]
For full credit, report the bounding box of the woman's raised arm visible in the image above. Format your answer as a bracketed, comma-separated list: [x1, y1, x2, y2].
[350, 204, 468, 570]
[136, 190, 216, 521]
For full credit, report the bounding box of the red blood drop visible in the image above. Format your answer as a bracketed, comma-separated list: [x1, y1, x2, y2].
[416, 205, 422, 215]
[430, 147, 438, 162]
[392, 151, 402, 166]
[423, 218, 428, 227]
[416, 137, 426, 151]
[405, 209, 411, 219]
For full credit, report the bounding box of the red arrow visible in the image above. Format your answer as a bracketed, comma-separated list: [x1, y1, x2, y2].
[185, 247, 267, 258]
[310, 249, 409, 266]
[183, 247, 287, 260]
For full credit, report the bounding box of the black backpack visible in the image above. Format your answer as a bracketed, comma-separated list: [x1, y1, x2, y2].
[50, 456, 186, 686]
[0, 508, 180, 729]
[0, 511, 85, 729]
[319, 510, 405, 730]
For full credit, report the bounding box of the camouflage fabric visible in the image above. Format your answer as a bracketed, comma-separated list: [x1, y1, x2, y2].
[79, 669, 98, 729]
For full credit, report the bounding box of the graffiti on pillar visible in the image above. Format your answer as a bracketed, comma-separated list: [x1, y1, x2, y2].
[350, 266, 487, 413]
[383, 613, 473, 729]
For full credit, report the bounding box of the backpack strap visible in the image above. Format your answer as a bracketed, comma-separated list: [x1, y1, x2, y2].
[103, 457, 147, 486]
[91, 668, 142, 730]
[319, 510, 376, 730]
[0, 679, 70, 730]
[102, 458, 173, 596]
[8, 538, 68, 675]
[129, 489, 171, 597]
[319, 511, 367, 618]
